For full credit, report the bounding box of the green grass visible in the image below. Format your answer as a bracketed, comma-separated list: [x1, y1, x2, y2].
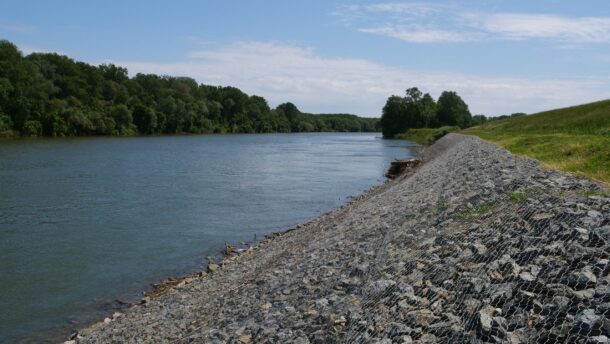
[576, 189, 610, 197]
[434, 200, 449, 214]
[510, 191, 528, 202]
[463, 99, 610, 184]
[457, 201, 496, 220]
[509, 187, 543, 202]
[395, 126, 460, 145]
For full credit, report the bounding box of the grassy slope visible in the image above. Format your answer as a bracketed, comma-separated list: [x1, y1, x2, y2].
[463, 99, 610, 184]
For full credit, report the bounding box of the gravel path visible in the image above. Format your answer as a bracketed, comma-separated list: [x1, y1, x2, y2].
[74, 134, 609, 344]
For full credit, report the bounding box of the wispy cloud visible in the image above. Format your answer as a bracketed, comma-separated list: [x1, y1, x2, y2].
[331, 2, 438, 28]
[363, 3, 436, 15]
[465, 13, 610, 43]
[358, 27, 473, 43]
[112, 41, 609, 116]
[336, 3, 610, 44]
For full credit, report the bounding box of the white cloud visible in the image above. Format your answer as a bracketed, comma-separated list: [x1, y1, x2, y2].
[358, 27, 473, 43]
[336, 3, 610, 44]
[113, 41, 609, 116]
[465, 13, 610, 43]
[364, 3, 436, 16]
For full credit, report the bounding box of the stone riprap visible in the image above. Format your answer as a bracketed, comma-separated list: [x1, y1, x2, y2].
[75, 134, 610, 344]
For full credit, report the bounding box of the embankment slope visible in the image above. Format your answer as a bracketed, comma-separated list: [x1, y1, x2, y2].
[464, 99, 610, 184]
[77, 134, 609, 343]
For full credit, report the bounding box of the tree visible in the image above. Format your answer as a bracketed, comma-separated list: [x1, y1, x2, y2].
[132, 105, 157, 134]
[380, 95, 407, 138]
[471, 114, 488, 126]
[111, 104, 133, 133]
[420, 93, 438, 128]
[380, 88, 440, 137]
[0, 112, 13, 133]
[436, 91, 472, 128]
[276, 102, 301, 131]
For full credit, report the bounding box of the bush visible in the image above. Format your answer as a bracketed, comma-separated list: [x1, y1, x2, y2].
[0, 112, 13, 132]
[427, 126, 460, 144]
[23, 120, 42, 136]
[395, 126, 459, 145]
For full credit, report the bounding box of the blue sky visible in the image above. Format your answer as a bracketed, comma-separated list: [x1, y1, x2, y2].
[1, 0, 610, 116]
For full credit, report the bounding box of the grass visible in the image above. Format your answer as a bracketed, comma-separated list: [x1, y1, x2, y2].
[457, 201, 496, 220]
[434, 200, 449, 214]
[395, 126, 460, 145]
[510, 191, 528, 202]
[463, 99, 610, 184]
[577, 189, 610, 197]
[509, 187, 543, 202]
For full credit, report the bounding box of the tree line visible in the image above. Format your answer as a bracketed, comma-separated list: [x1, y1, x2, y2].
[0, 40, 378, 137]
[380, 87, 485, 138]
[379, 87, 531, 138]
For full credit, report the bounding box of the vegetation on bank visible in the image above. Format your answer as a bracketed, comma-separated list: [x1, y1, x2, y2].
[464, 100, 610, 184]
[394, 126, 459, 145]
[387, 93, 609, 183]
[0, 40, 378, 137]
[379, 87, 487, 138]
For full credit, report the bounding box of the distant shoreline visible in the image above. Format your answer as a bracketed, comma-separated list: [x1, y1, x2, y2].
[0, 130, 384, 141]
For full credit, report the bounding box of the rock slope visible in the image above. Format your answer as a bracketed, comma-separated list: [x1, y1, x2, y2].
[76, 134, 610, 344]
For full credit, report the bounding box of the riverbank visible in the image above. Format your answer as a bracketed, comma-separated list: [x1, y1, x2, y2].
[74, 133, 609, 343]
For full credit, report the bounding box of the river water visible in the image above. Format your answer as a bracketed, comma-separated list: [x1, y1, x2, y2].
[0, 133, 417, 342]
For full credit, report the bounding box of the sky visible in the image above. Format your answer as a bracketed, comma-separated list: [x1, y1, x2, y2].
[1, 0, 609, 117]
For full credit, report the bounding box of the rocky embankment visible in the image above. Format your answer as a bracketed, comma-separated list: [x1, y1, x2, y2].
[75, 134, 609, 344]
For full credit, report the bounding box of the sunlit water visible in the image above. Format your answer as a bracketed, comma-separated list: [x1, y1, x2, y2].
[0, 133, 417, 342]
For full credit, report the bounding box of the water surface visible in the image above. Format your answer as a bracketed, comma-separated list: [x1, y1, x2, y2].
[0, 133, 416, 342]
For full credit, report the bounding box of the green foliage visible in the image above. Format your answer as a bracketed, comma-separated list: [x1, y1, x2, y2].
[509, 187, 542, 202]
[437, 91, 472, 128]
[470, 114, 488, 126]
[380, 95, 407, 138]
[577, 189, 610, 197]
[394, 126, 460, 145]
[457, 201, 496, 220]
[464, 99, 610, 183]
[434, 200, 449, 214]
[509, 191, 528, 202]
[0, 39, 377, 137]
[0, 112, 14, 136]
[23, 120, 42, 136]
[467, 99, 610, 135]
[380, 87, 477, 138]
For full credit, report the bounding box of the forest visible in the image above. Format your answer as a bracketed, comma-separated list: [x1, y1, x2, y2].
[0, 40, 378, 137]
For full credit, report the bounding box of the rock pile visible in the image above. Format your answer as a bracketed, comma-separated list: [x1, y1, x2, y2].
[385, 159, 421, 179]
[76, 134, 609, 344]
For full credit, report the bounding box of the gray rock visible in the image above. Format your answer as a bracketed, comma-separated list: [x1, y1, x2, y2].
[478, 306, 495, 332]
[564, 267, 597, 289]
[571, 309, 609, 336]
[369, 279, 396, 296]
[405, 309, 436, 327]
[589, 336, 610, 344]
